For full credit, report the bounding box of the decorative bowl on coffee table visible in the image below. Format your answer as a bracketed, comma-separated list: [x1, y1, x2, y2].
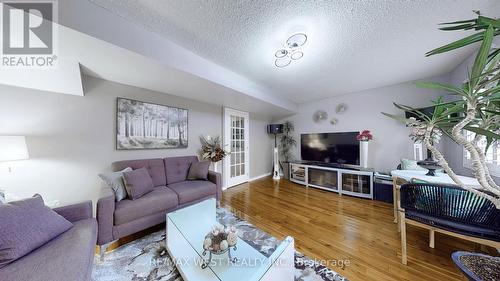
[201, 224, 238, 269]
[417, 158, 441, 176]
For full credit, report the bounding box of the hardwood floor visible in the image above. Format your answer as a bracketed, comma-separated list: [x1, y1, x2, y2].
[221, 177, 497, 281]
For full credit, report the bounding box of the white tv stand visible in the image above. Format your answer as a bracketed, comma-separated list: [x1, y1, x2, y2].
[289, 162, 373, 199]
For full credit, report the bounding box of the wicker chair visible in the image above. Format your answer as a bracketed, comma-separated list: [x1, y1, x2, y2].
[399, 183, 500, 265]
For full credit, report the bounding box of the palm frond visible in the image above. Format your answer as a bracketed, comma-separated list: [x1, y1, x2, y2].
[415, 81, 467, 96]
[470, 26, 495, 89]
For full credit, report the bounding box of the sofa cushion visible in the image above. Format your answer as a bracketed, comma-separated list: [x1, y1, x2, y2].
[167, 180, 217, 205]
[99, 167, 132, 202]
[0, 218, 97, 281]
[164, 156, 199, 184]
[400, 158, 426, 171]
[0, 195, 73, 269]
[123, 167, 154, 200]
[114, 186, 178, 225]
[112, 158, 166, 187]
[187, 161, 211, 181]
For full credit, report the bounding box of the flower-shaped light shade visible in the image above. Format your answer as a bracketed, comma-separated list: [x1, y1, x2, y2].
[275, 57, 291, 68]
[290, 51, 303, 60]
[286, 33, 307, 48]
[275, 49, 288, 58]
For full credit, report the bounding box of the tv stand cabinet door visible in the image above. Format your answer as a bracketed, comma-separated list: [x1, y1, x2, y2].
[307, 167, 339, 192]
[289, 164, 307, 185]
[340, 172, 373, 199]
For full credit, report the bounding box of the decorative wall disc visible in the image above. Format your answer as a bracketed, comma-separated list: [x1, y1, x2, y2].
[313, 110, 328, 123]
[335, 103, 348, 114]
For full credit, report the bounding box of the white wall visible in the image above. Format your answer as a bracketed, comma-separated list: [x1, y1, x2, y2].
[249, 113, 274, 180]
[274, 75, 450, 173]
[0, 76, 273, 205]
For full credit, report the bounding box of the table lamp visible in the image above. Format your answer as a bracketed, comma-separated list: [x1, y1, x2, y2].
[0, 136, 29, 202]
[0, 136, 29, 162]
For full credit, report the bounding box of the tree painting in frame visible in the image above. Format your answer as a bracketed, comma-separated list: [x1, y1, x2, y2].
[116, 98, 188, 150]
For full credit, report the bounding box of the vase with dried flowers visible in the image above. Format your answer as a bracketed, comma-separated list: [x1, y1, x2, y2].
[200, 135, 230, 173]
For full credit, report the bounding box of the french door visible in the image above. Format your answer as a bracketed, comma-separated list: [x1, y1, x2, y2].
[224, 108, 250, 188]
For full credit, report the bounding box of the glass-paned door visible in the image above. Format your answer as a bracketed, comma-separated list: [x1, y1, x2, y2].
[224, 108, 250, 188]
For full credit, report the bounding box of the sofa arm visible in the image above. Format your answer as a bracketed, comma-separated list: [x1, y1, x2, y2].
[97, 187, 115, 245]
[53, 200, 93, 223]
[208, 171, 222, 201]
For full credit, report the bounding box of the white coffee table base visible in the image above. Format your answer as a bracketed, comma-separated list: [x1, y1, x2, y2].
[166, 199, 295, 281]
[259, 237, 295, 281]
[167, 221, 220, 281]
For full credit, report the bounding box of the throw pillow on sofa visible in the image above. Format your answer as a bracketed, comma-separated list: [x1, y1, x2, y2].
[400, 158, 426, 171]
[99, 167, 133, 202]
[123, 167, 154, 200]
[0, 195, 73, 268]
[187, 161, 211, 181]
[401, 158, 444, 173]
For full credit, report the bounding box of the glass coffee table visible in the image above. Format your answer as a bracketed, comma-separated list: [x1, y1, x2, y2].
[166, 198, 295, 281]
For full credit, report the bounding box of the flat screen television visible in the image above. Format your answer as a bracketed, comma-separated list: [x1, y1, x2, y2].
[301, 132, 360, 165]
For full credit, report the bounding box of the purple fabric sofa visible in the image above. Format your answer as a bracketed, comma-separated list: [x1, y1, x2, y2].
[96, 156, 222, 255]
[0, 201, 97, 281]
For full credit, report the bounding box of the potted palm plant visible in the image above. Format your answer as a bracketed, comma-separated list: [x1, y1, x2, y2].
[279, 121, 297, 179]
[384, 12, 500, 278]
[384, 12, 500, 207]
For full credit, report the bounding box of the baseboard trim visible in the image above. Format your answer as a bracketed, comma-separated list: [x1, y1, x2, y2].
[249, 173, 272, 182]
[222, 173, 272, 190]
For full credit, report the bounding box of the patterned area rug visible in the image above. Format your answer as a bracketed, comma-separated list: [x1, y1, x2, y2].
[92, 208, 348, 281]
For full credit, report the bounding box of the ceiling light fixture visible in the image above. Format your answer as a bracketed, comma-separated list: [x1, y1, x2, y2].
[274, 33, 307, 68]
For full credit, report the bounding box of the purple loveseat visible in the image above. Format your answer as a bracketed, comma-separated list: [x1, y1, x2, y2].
[96, 156, 222, 256]
[0, 201, 97, 281]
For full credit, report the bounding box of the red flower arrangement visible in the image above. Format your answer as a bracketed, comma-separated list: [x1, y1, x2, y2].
[356, 130, 373, 142]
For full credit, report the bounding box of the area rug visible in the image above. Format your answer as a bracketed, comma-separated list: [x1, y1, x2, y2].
[92, 208, 349, 281]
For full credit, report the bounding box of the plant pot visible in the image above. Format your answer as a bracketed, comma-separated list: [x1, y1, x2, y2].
[360, 141, 369, 168]
[211, 161, 219, 173]
[282, 162, 290, 179]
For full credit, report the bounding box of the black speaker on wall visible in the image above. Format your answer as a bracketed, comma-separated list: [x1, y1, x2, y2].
[267, 124, 284, 135]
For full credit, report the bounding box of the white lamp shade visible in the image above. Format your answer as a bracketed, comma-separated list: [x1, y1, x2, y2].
[0, 136, 29, 162]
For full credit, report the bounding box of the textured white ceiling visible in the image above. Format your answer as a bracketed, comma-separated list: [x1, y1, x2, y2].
[90, 0, 500, 103]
